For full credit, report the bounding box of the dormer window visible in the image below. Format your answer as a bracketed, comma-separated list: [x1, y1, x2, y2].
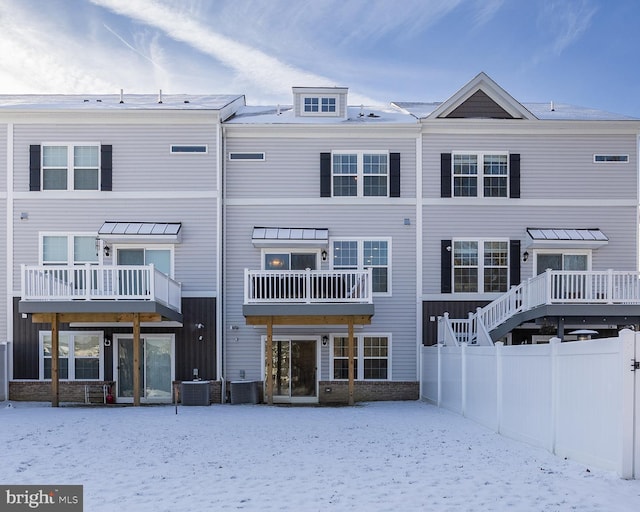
[293, 87, 347, 118]
[304, 96, 336, 113]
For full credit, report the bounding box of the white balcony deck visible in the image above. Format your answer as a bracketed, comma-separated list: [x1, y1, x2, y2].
[21, 264, 182, 313]
[440, 270, 640, 346]
[244, 268, 372, 304]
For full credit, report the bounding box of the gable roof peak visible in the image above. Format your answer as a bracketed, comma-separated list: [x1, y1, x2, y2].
[428, 72, 536, 120]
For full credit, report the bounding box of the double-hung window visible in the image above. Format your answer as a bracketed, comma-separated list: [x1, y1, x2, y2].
[332, 335, 390, 380]
[42, 144, 100, 190]
[453, 153, 508, 198]
[332, 239, 390, 294]
[332, 152, 388, 197]
[453, 240, 508, 293]
[40, 331, 103, 380]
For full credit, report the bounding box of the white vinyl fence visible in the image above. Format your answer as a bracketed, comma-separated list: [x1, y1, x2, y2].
[421, 329, 640, 479]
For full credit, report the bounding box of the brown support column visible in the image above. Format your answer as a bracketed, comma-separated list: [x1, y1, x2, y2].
[266, 318, 273, 405]
[348, 318, 355, 406]
[133, 312, 141, 406]
[51, 313, 59, 407]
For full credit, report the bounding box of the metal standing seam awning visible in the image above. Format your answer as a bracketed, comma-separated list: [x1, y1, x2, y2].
[98, 221, 182, 243]
[526, 228, 609, 249]
[251, 227, 329, 247]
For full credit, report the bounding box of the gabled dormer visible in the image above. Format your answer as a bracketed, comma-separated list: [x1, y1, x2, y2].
[292, 86, 349, 119]
[428, 72, 536, 120]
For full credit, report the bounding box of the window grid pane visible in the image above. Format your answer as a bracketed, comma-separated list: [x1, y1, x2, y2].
[363, 337, 388, 380]
[43, 236, 68, 263]
[333, 241, 358, 268]
[304, 97, 319, 112]
[321, 97, 336, 112]
[74, 236, 98, 263]
[333, 337, 358, 380]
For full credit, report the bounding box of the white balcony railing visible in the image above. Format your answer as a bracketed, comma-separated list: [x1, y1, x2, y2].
[21, 264, 182, 313]
[440, 269, 640, 346]
[244, 268, 372, 304]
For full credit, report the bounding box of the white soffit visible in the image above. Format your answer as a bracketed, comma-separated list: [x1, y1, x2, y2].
[98, 222, 182, 243]
[252, 226, 329, 247]
[526, 228, 608, 249]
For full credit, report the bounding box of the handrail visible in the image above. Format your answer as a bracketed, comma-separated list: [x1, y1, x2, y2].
[441, 269, 640, 345]
[244, 268, 373, 304]
[21, 264, 182, 313]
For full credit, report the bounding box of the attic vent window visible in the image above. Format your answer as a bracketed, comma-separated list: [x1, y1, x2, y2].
[593, 154, 628, 163]
[170, 145, 207, 154]
[229, 152, 265, 161]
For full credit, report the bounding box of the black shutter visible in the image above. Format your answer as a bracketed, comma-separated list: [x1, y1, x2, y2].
[389, 152, 400, 197]
[510, 239, 521, 287]
[29, 145, 41, 191]
[441, 153, 452, 198]
[509, 153, 520, 198]
[101, 145, 112, 191]
[320, 152, 331, 197]
[441, 240, 452, 293]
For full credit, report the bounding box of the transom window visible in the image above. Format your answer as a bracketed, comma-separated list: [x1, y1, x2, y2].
[42, 144, 99, 190]
[453, 240, 508, 293]
[332, 335, 390, 380]
[333, 239, 390, 294]
[453, 153, 508, 198]
[40, 331, 103, 380]
[332, 152, 388, 197]
[170, 145, 207, 153]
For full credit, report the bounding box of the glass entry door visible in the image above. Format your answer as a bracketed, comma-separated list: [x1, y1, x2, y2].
[116, 336, 174, 403]
[269, 339, 317, 403]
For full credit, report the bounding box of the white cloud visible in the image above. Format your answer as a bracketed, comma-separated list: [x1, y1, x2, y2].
[90, 0, 379, 104]
[543, 0, 598, 55]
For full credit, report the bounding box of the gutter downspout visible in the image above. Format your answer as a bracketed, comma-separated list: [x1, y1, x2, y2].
[5, 123, 13, 399]
[216, 120, 225, 402]
[415, 126, 423, 399]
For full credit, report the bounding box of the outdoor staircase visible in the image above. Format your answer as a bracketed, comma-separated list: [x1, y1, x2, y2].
[438, 269, 640, 346]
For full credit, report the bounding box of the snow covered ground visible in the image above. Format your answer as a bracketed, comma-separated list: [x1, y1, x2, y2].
[1, 400, 639, 511]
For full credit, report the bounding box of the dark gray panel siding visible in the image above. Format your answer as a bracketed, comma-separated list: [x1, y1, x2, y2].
[423, 300, 490, 345]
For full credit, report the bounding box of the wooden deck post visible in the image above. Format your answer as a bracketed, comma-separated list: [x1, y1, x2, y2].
[348, 318, 355, 406]
[51, 313, 59, 407]
[133, 312, 141, 406]
[266, 318, 273, 405]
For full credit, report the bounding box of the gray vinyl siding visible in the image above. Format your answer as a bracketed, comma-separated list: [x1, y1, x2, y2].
[226, 137, 417, 199]
[422, 204, 638, 295]
[424, 133, 637, 200]
[224, 204, 418, 382]
[11, 198, 218, 295]
[0, 198, 6, 340]
[0, 124, 6, 190]
[13, 124, 218, 192]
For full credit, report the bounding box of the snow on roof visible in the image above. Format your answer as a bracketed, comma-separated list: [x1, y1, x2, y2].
[393, 101, 638, 121]
[0, 94, 244, 111]
[225, 104, 416, 124]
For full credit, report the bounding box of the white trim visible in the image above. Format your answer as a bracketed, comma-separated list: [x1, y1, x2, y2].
[415, 134, 423, 386]
[331, 150, 390, 198]
[113, 244, 175, 278]
[40, 142, 101, 191]
[330, 237, 392, 296]
[451, 238, 510, 294]
[112, 333, 175, 404]
[217, 121, 223, 400]
[170, 144, 208, 154]
[328, 333, 392, 381]
[532, 249, 592, 273]
[451, 151, 509, 198]
[260, 335, 320, 403]
[593, 154, 629, 163]
[228, 152, 265, 161]
[39, 331, 104, 381]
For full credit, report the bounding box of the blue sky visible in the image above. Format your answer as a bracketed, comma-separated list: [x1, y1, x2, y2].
[0, 0, 638, 117]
